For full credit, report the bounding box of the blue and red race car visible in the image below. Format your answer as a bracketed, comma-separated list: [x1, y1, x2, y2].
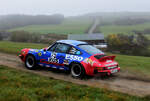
[19, 40, 120, 78]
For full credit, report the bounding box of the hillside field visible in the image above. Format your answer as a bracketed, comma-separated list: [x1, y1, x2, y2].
[8, 19, 150, 40]
[8, 18, 92, 34]
[100, 22, 150, 37]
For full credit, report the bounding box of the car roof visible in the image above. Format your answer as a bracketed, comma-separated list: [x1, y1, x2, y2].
[56, 40, 87, 46]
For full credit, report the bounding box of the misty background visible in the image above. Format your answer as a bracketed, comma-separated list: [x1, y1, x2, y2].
[0, 0, 150, 57]
[0, 0, 150, 30]
[0, 0, 150, 16]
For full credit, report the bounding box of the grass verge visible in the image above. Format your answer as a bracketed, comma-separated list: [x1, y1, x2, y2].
[0, 41, 47, 55]
[0, 65, 149, 101]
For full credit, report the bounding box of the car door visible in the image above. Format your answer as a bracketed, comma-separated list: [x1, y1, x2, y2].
[45, 43, 71, 69]
[54, 43, 71, 66]
[39, 43, 58, 67]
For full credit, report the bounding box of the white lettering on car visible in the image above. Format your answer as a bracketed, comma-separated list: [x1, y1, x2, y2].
[106, 60, 112, 63]
[105, 62, 117, 66]
[48, 52, 59, 63]
[65, 54, 83, 61]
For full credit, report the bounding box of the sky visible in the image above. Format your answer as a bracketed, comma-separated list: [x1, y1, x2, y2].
[0, 0, 150, 16]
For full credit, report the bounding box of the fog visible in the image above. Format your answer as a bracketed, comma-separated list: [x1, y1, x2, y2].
[0, 0, 150, 16]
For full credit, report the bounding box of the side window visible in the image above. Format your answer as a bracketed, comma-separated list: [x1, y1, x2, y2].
[69, 47, 81, 55]
[48, 43, 58, 51]
[55, 43, 70, 53]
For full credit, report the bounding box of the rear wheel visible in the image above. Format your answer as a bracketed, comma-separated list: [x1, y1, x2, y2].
[71, 63, 85, 78]
[25, 55, 37, 70]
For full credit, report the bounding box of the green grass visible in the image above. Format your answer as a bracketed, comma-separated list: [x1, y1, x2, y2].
[0, 65, 149, 101]
[0, 41, 47, 55]
[101, 23, 150, 36]
[113, 54, 150, 78]
[8, 19, 92, 34]
[0, 41, 150, 78]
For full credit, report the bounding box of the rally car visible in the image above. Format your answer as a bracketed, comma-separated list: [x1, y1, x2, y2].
[19, 40, 120, 78]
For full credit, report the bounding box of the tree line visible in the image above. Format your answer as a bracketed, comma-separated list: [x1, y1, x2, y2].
[0, 14, 64, 30]
[107, 33, 150, 57]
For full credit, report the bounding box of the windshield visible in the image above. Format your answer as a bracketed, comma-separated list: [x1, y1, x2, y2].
[78, 44, 104, 55]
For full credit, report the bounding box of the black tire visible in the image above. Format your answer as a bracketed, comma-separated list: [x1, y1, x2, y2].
[25, 55, 37, 70]
[71, 63, 85, 78]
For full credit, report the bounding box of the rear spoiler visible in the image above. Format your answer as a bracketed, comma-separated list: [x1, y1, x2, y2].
[99, 56, 116, 62]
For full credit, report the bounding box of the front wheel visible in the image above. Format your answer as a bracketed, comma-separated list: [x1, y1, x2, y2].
[71, 63, 85, 78]
[25, 55, 37, 70]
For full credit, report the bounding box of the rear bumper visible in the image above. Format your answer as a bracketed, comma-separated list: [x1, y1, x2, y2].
[94, 67, 120, 75]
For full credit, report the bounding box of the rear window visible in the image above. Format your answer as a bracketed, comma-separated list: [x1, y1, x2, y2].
[94, 54, 106, 59]
[78, 44, 104, 55]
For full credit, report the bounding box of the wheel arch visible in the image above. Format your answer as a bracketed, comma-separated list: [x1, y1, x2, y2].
[25, 53, 37, 70]
[25, 53, 36, 60]
[69, 61, 86, 74]
[69, 61, 82, 68]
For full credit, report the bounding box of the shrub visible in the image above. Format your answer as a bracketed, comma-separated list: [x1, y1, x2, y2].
[10, 31, 67, 44]
[10, 31, 30, 42]
[10, 31, 41, 43]
[0, 33, 2, 41]
[107, 33, 150, 56]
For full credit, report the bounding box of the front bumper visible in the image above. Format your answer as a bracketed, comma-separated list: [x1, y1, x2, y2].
[19, 54, 25, 62]
[94, 67, 120, 75]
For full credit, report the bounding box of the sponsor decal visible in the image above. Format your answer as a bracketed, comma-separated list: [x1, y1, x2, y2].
[30, 49, 34, 52]
[107, 65, 117, 69]
[63, 59, 69, 65]
[99, 64, 101, 66]
[22, 51, 25, 54]
[65, 54, 83, 61]
[52, 66, 57, 69]
[106, 60, 112, 63]
[111, 69, 118, 73]
[39, 64, 43, 66]
[30, 49, 38, 52]
[38, 52, 42, 56]
[105, 62, 117, 66]
[48, 52, 59, 63]
[35, 50, 39, 52]
[83, 58, 95, 66]
[59, 68, 64, 70]
[46, 65, 50, 67]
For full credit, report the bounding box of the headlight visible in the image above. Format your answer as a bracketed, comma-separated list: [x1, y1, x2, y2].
[21, 51, 25, 54]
